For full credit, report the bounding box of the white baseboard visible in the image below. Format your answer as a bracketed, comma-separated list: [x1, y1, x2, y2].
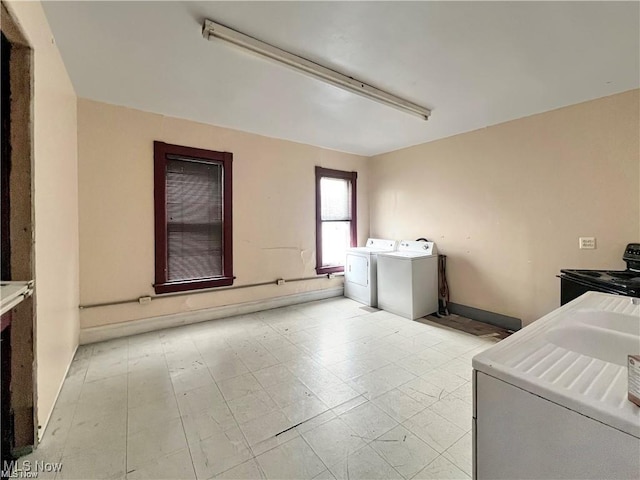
[80, 287, 344, 345]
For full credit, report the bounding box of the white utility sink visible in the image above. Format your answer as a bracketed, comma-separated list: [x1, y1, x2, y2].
[545, 309, 639, 367]
[473, 292, 640, 438]
[473, 292, 640, 479]
[570, 309, 640, 336]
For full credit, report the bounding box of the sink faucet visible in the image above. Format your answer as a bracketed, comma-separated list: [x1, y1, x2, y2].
[632, 297, 640, 305]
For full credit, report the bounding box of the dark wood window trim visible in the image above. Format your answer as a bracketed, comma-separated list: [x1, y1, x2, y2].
[315, 166, 357, 275]
[154, 141, 233, 294]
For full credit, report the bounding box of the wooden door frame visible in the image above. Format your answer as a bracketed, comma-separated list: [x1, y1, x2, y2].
[1, 1, 37, 456]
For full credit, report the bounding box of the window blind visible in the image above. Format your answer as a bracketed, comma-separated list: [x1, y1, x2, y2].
[320, 177, 352, 221]
[166, 156, 222, 281]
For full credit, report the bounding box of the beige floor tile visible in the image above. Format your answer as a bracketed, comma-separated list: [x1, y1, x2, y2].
[170, 366, 216, 394]
[412, 455, 470, 479]
[294, 409, 337, 434]
[215, 459, 266, 479]
[218, 373, 263, 401]
[370, 425, 439, 479]
[175, 383, 226, 416]
[265, 378, 316, 408]
[127, 417, 188, 470]
[312, 469, 337, 480]
[227, 389, 279, 424]
[448, 381, 473, 404]
[128, 393, 180, 434]
[127, 448, 195, 480]
[441, 359, 473, 381]
[330, 395, 367, 416]
[64, 412, 126, 457]
[403, 409, 466, 454]
[371, 388, 427, 422]
[339, 401, 398, 441]
[419, 368, 467, 395]
[328, 445, 402, 480]
[190, 426, 252, 478]
[255, 436, 325, 479]
[253, 364, 296, 388]
[181, 409, 237, 445]
[207, 358, 250, 382]
[301, 417, 366, 468]
[238, 409, 292, 446]
[397, 377, 444, 406]
[428, 395, 473, 431]
[442, 432, 473, 476]
[26, 298, 488, 480]
[58, 445, 125, 480]
[281, 395, 330, 425]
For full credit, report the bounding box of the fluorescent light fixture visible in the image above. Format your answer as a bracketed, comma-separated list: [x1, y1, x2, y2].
[202, 19, 431, 120]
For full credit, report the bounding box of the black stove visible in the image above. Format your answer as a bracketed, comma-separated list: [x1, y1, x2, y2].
[559, 243, 640, 305]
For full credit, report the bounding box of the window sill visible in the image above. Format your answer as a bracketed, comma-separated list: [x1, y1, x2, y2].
[316, 266, 344, 275]
[154, 277, 234, 294]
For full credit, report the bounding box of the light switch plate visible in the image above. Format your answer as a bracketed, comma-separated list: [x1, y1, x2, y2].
[579, 237, 596, 249]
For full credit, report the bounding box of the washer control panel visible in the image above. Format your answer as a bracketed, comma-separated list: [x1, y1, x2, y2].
[397, 240, 438, 255]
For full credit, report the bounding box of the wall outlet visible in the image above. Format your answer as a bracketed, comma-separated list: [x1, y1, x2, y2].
[276, 279, 285, 286]
[138, 296, 152, 305]
[579, 237, 596, 249]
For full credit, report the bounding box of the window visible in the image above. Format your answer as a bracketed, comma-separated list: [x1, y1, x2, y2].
[315, 166, 357, 274]
[154, 141, 233, 294]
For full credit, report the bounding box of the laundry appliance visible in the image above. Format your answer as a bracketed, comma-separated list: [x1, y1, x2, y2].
[344, 238, 397, 307]
[377, 240, 438, 319]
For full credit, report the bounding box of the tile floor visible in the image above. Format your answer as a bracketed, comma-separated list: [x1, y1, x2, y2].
[18, 297, 500, 480]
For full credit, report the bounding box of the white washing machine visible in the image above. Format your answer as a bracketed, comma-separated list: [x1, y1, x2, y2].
[377, 240, 438, 319]
[344, 238, 398, 307]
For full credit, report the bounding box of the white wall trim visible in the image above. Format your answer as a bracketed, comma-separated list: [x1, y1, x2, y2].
[80, 287, 344, 345]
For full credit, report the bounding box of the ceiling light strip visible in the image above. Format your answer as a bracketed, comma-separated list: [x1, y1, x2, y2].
[202, 19, 431, 120]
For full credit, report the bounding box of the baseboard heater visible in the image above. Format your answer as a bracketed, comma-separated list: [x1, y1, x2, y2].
[447, 302, 522, 331]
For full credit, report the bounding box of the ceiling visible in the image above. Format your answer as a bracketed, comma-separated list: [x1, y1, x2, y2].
[42, 1, 639, 156]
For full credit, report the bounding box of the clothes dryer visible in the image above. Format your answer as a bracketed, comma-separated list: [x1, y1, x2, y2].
[344, 238, 397, 307]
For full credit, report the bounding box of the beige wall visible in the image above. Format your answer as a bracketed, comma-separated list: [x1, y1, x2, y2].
[77, 99, 369, 329]
[3, 0, 637, 444]
[5, 1, 80, 433]
[370, 90, 640, 326]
